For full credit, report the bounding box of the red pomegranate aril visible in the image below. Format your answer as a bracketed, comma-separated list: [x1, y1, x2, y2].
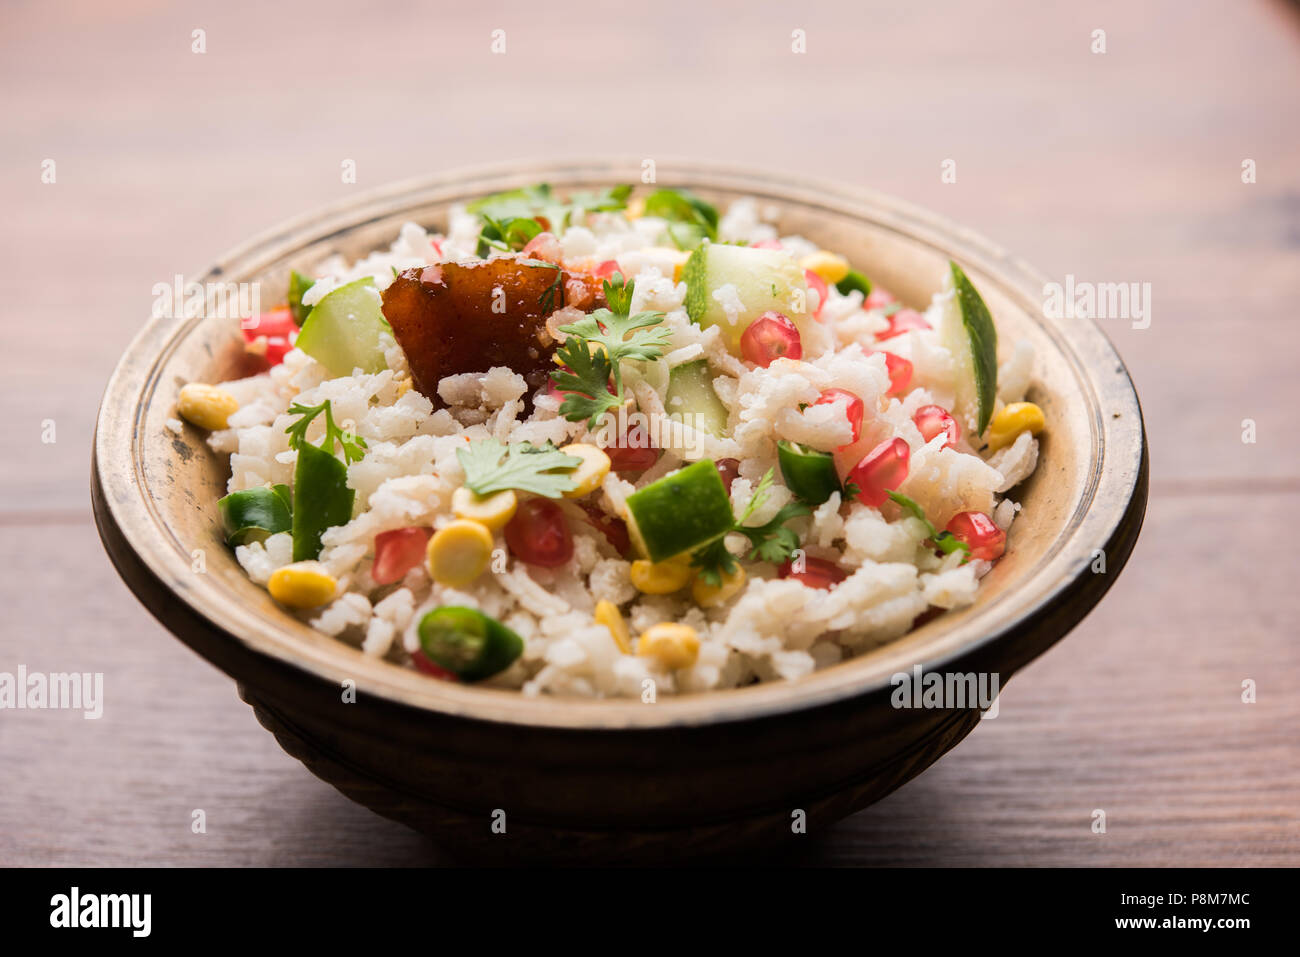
[848, 437, 911, 507]
[945, 511, 1006, 562]
[804, 269, 828, 320]
[863, 287, 897, 311]
[876, 352, 913, 396]
[813, 389, 864, 445]
[372, 526, 433, 585]
[876, 308, 931, 341]
[715, 457, 741, 490]
[778, 556, 847, 590]
[741, 311, 802, 367]
[604, 425, 659, 472]
[751, 239, 784, 250]
[242, 306, 297, 366]
[592, 259, 621, 280]
[411, 649, 458, 681]
[579, 502, 632, 556]
[914, 404, 961, 449]
[505, 498, 574, 567]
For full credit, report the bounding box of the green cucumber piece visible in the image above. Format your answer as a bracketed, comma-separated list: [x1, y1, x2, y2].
[777, 441, 841, 505]
[296, 277, 391, 378]
[682, 243, 810, 353]
[665, 360, 729, 436]
[418, 607, 523, 682]
[625, 459, 734, 563]
[287, 271, 315, 326]
[218, 484, 293, 546]
[835, 269, 872, 297]
[939, 261, 999, 435]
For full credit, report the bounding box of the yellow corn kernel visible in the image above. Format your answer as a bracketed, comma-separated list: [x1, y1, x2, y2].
[267, 561, 337, 609]
[177, 383, 239, 431]
[799, 251, 851, 285]
[395, 377, 413, 398]
[427, 520, 495, 587]
[625, 196, 646, 220]
[561, 443, 611, 498]
[594, 599, 631, 654]
[637, 623, 700, 669]
[692, 565, 747, 608]
[630, 558, 693, 595]
[451, 486, 518, 531]
[986, 401, 1047, 452]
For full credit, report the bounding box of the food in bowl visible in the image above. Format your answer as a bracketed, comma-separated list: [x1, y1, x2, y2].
[172, 184, 1045, 697]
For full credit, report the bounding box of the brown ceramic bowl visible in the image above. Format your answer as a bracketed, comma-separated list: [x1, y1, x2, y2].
[92, 159, 1147, 863]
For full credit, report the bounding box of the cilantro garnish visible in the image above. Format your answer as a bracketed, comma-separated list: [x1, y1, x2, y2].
[550, 273, 669, 427]
[475, 215, 544, 257]
[468, 183, 632, 236]
[690, 468, 811, 586]
[285, 400, 367, 464]
[886, 491, 971, 561]
[457, 438, 580, 498]
[520, 258, 565, 313]
[643, 189, 718, 242]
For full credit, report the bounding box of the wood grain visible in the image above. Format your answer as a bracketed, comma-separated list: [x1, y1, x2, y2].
[2, 0, 1298, 865]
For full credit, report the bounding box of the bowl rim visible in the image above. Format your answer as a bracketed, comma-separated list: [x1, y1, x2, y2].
[92, 157, 1148, 731]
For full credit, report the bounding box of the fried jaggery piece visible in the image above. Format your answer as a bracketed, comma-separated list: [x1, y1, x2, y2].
[381, 256, 601, 400]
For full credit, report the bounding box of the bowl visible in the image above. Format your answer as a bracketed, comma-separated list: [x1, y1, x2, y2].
[92, 159, 1147, 862]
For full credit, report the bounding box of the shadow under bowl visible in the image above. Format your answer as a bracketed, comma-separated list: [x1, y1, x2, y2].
[92, 159, 1147, 863]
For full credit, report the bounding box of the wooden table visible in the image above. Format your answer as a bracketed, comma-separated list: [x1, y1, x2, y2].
[3, 0, 1297, 866]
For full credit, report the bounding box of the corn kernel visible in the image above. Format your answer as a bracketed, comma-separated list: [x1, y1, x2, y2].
[594, 599, 631, 654]
[451, 486, 518, 531]
[626, 196, 646, 220]
[177, 383, 239, 431]
[561, 443, 611, 498]
[692, 565, 747, 608]
[395, 377, 413, 398]
[986, 402, 1046, 452]
[799, 251, 851, 285]
[427, 520, 495, 587]
[630, 558, 692, 595]
[637, 623, 700, 669]
[267, 561, 337, 609]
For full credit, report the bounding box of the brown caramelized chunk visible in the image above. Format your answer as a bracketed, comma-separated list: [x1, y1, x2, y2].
[381, 256, 600, 399]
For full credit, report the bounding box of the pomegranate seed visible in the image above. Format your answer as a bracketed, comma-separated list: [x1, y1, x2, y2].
[372, 526, 433, 585]
[242, 306, 297, 366]
[848, 437, 911, 507]
[505, 498, 574, 567]
[876, 308, 931, 342]
[592, 259, 621, 280]
[521, 232, 563, 264]
[914, 405, 961, 449]
[579, 502, 631, 556]
[945, 511, 1006, 562]
[875, 352, 913, 396]
[604, 425, 659, 472]
[751, 239, 784, 250]
[778, 556, 847, 590]
[741, 311, 802, 367]
[863, 287, 897, 310]
[804, 269, 828, 320]
[429, 237, 444, 259]
[411, 649, 458, 681]
[813, 389, 864, 445]
[715, 457, 741, 490]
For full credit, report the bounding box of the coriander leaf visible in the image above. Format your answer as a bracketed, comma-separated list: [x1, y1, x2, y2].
[933, 531, 971, 560]
[735, 501, 811, 565]
[643, 188, 718, 241]
[689, 537, 737, 588]
[603, 272, 634, 316]
[556, 307, 670, 371]
[457, 438, 580, 498]
[285, 399, 367, 464]
[550, 341, 623, 428]
[520, 258, 564, 312]
[740, 468, 776, 524]
[887, 490, 935, 534]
